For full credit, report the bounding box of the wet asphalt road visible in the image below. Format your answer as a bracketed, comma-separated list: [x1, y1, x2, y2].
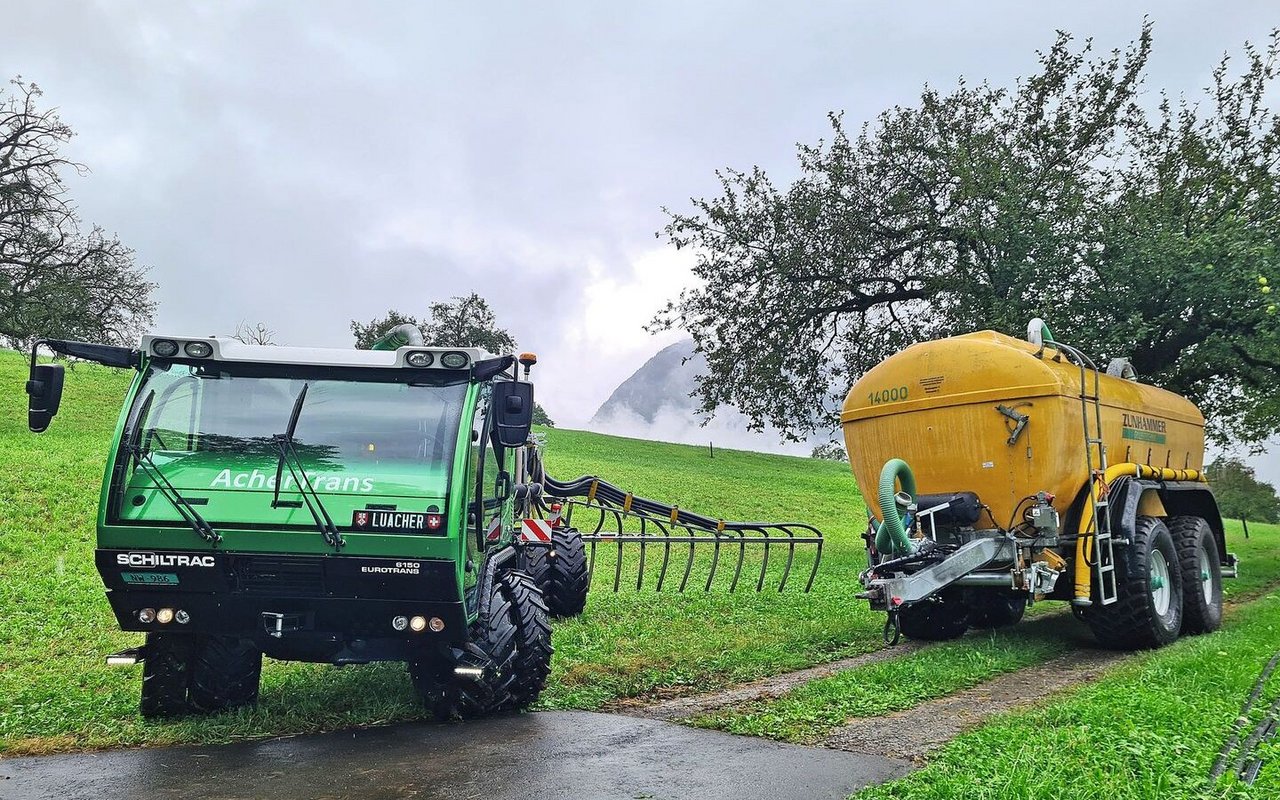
[0, 711, 909, 800]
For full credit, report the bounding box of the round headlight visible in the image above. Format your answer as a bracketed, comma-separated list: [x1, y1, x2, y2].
[440, 351, 469, 369]
[409, 615, 427, 632]
[137, 607, 156, 623]
[152, 339, 179, 357]
[156, 608, 174, 624]
[184, 341, 213, 358]
[406, 351, 434, 368]
[391, 615, 409, 632]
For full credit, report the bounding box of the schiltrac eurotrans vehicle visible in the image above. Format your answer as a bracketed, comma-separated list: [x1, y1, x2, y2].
[23, 325, 567, 718]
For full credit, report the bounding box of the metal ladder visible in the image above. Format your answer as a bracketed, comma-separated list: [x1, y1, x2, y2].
[1058, 342, 1118, 606]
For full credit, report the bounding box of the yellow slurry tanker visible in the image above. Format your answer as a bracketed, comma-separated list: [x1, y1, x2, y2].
[843, 320, 1237, 649]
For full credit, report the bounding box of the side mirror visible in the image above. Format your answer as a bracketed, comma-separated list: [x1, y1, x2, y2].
[27, 363, 65, 433]
[492, 380, 533, 448]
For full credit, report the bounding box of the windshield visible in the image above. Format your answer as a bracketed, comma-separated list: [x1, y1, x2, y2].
[121, 362, 468, 502]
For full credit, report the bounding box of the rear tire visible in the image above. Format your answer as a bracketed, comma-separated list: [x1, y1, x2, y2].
[1088, 515, 1183, 649]
[503, 571, 554, 708]
[1170, 516, 1223, 635]
[966, 590, 1027, 629]
[140, 633, 193, 719]
[188, 636, 262, 713]
[519, 527, 589, 618]
[898, 593, 969, 641]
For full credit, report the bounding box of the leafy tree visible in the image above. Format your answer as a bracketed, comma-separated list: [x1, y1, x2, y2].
[652, 25, 1280, 446]
[351, 293, 552, 422]
[0, 78, 155, 349]
[350, 309, 420, 350]
[810, 441, 847, 461]
[532, 403, 555, 427]
[1207, 457, 1280, 523]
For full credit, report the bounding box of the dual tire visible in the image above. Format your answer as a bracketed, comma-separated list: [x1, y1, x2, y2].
[1087, 514, 1223, 649]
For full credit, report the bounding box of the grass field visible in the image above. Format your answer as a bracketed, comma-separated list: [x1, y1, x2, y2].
[0, 350, 877, 753]
[3, 348, 1279, 800]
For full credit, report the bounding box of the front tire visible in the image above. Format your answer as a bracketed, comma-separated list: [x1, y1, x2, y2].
[503, 571, 553, 708]
[188, 636, 262, 713]
[1170, 516, 1223, 635]
[1088, 515, 1183, 649]
[140, 633, 194, 719]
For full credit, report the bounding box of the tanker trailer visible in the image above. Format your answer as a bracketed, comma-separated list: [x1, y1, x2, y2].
[843, 320, 1237, 649]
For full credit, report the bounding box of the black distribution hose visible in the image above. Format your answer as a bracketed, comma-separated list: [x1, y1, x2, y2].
[542, 473, 822, 535]
[1209, 649, 1280, 781]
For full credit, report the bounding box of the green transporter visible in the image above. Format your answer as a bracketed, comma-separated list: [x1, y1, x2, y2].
[23, 329, 553, 719]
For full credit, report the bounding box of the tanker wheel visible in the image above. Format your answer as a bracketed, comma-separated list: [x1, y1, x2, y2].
[965, 590, 1027, 629]
[1170, 516, 1223, 635]
[139, 633, 194, 719]
[501, 570, 554, 709]
[188, 635, 263, 713]
[897, 593, 969, 641]
[1087, 515, 1183, 649]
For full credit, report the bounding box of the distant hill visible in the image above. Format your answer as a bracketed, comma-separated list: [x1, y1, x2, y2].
[591, 338, 703, 424]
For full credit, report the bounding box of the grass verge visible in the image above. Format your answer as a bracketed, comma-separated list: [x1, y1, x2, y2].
[853, 589, 1280, 800]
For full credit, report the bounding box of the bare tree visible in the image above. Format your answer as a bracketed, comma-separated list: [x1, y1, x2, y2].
[0, 78, 155, 349]
[233, 321, 277, 345]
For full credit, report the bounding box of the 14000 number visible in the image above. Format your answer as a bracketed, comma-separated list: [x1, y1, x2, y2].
[868, 386, 909, 404]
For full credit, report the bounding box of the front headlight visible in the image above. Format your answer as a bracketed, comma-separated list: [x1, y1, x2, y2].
[152, 339, 179, 357]
[406, 351, 434, 368]
[184, 341, 213, 358]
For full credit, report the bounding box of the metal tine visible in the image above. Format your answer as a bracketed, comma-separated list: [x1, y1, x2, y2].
[704, 531, 723, 592]
[678, 523, 696, 592]
[804, 528, 823, 592]
[586, 504, 605, 584]
[756, 526, 772, 592]
[612, 508, 625, 592]
[778, 525, 797, 592]
[636, 517, 647, 590]
[654, 518, 673, 592]
[728, 530, 746, 593]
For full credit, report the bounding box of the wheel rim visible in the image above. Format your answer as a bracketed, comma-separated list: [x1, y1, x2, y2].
[1198, 546, 1214, 604]
[1150, 549, 1171, 615]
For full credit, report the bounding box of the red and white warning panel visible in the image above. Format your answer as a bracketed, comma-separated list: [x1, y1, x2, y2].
[486, 516, 503, 542]
[520, 518, 553, 543]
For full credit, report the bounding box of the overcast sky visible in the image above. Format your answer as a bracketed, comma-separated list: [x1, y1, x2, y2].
[3, 1, 1276, 480]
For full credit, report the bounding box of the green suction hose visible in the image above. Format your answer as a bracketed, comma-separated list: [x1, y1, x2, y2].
[875, 458, 917, 556]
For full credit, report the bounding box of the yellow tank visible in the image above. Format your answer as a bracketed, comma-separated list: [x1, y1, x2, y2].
[841, 330, 1205, 531]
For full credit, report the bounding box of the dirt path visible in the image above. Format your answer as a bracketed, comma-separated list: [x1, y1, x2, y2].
[821, 647, 1128, 762]
[620, 640, 932, 722]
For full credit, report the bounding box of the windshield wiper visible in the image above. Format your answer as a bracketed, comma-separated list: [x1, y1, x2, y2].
[272, 383, 344, 549]
[126, 390, 221, 545]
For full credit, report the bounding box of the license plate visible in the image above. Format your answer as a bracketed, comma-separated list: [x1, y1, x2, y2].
[350, 509, 442, 533]
[122, 571, 178, 585]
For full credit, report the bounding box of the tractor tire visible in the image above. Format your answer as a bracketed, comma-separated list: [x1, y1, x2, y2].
[416, 568, 522, 720]
[545, 527, 589, 618]
[897, 593, 969, 641]
[519, 527, 589, 618]
[188, 635, 263, 713]
[1170, 516, 1223, 635]
[1087, 515, 1183, 649]
[966, 590, 1027, 629]
[139, 633, 194, 719]
[502, 570, 554, 709]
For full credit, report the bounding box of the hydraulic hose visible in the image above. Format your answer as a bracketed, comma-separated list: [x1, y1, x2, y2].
[875, 458, 917, 556]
